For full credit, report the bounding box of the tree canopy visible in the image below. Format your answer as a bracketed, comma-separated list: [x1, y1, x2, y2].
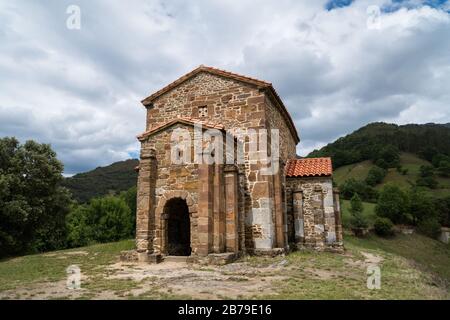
[0, 137, 71, 257]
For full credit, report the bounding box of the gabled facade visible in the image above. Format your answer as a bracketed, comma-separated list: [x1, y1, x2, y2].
[134, 66, 343, 264]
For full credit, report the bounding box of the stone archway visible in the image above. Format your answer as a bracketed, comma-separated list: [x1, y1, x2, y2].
[155, 191, 197, 256]
[165, 198, 191, 256]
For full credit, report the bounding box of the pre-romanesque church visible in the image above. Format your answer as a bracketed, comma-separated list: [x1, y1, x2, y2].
[133, 66, 343, 264]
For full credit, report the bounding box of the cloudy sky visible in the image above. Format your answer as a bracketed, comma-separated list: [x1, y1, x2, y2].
[1, 0, 450, 174]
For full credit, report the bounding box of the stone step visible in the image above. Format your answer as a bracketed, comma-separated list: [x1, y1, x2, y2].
[163, 256, 194, 263]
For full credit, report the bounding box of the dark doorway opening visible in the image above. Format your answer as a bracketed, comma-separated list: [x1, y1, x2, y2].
[166, 198, 191, 256]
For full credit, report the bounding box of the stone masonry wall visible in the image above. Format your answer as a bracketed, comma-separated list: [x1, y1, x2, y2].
[140, 124, 199, 255]
[138, 122, 245, 257]
[265, 97, 297, 161]
[145, 72, 297, 251]
[285, 177, 343, 251]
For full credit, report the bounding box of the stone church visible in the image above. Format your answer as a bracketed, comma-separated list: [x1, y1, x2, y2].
[134, 66, 343, 264]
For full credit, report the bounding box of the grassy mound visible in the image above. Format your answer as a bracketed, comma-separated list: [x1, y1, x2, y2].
[0, 234, 449, 300]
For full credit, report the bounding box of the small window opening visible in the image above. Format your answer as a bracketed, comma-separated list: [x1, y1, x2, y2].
[198, 106, 208, 118]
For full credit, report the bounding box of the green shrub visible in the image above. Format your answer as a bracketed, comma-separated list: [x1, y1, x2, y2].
[375, 183, 410, 224]
[435, 196, 450, 227]
[349, 194, 369, 229]
[408, 188, 436, 225]
[419, 165, 434, 178]
[374, 145, 400, 168]
[374, 217, 395, 237]
[417, 218, 441, 239]
[437, 160, 450, 177]
[416, 165, 438, 188]
[66, 205, 93, 247]
[365, 166, 387, 186]
[120, 186, 137, 235]
[340, 178, 378, 202]
[66, 195, 134, 248]
[416, 176, 438, 189]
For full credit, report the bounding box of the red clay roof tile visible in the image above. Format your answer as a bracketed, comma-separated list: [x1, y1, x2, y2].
[285, 158, 333, 177]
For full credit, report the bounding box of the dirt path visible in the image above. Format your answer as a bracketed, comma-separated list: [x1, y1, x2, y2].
[0, 259, 291, 300]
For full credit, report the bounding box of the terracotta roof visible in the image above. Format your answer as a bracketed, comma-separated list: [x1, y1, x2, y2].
[137, 116, 225, 141]
[285, 158, 333, 177]
[140, 65, 300, 144]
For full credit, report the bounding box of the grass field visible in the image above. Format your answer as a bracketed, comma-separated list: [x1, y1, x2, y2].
[0, 234, 449, 300]
[333, 152, 450, 198]
[341, 200, 377, 228]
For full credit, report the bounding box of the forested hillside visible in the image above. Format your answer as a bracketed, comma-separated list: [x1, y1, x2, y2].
[309, 123, 450, 236]
[308, 122, 450, 169]
[61, 159, 139, 203]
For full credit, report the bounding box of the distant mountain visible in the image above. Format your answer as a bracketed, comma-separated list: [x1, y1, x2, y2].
[61, 159, 139, 203]
[308, 122, 450, 169]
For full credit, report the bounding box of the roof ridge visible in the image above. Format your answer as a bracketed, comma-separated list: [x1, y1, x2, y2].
[140, 65, 300, 144]
[141, 65, 270, 106]
[198, 65, 272, 86]
[285, 157, 333, 177]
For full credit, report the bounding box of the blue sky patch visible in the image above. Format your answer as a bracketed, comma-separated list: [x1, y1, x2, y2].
[325, 0, 354, 11]
[128, 151, 139, 159]
[382, 0, 449, 13]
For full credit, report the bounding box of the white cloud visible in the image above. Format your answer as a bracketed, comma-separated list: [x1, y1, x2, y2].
[0, 0, 449, 173]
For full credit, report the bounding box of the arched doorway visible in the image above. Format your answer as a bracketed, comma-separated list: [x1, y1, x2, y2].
[164, 198, 191, 256]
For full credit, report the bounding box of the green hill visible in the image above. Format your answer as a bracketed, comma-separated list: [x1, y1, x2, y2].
[333, 152, 450, 198]
[309, 122, 450, 199]
[61, 159, 139, 203]
[309, 122, 450, 169]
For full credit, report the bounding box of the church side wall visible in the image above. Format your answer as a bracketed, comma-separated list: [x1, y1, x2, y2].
[285, 176, 341, 250]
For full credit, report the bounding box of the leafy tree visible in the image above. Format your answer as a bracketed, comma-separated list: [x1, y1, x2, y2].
[434, 196, 450, 227]
[431, 153, 450, 168]
[340, 178, 378, 202]
[416, 165, 438, 189]
[419, 165, 434, 178]
[408, 188, 436, 225]
[375, 159, 388, 170]
[416, 177, 438, 189]
[66, 195, 134, 247]
[120, 186, 137, 235]
[420, 147, 439, 163]
[375, 184, 410, 224]
[417, 218, 441, 239]
[90, 196, 133, 242]
[437, 160, 450, 177]
[374, 145, 400, 168]
[374, 217, 395, 237]
[349, 194, 368, 229]
[365, 166, 387, 186]
[0, 137, 71, 257]
[66, 205, 93, 247]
